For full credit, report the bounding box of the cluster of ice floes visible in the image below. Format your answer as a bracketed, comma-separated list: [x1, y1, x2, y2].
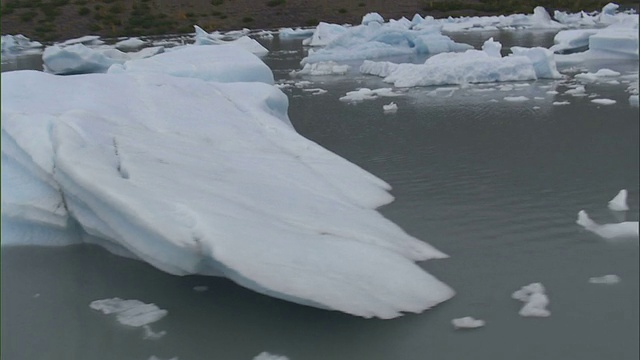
[360, 38, 561, 88]
[512, 283, 551, 317]
[291, 61, 350, 76]
[2, 43, 453, 319]
[577, 190, 639, 240]
[1, 34, 42, 57]
[302, 14, 472, 64]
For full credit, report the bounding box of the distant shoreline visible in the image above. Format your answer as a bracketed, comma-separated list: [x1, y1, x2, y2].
[1, 0, 638, 43]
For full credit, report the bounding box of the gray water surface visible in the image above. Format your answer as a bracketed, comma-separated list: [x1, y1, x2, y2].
[2, 31, 639, 360]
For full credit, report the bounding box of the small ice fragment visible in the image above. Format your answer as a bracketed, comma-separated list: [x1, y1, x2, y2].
[504, 96, 529, 102]
[512, 283, 550, 317]
[143, 325, 167, 340]
[588, 274, 621, 284]
[253, 352, 290, 360]
[383, 102, 398, 113]
[546, 90, 559, 95]
[553, 101, 570, 105]
[591, 98, 616, 105]
[90, 298, 168, 327]
[630, 95, 639, 107]
[519, 293, 551, 317]
[33, 293, 40, 298]
[452, 316, 485, 329]
[533, 106, 541, 109]
[608, 189, 629, 211]
[193, 285, 209, 292]
[148, 356, 178, 360]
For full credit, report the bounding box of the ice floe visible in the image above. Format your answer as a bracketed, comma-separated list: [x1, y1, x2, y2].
[591, 98, 616, 105]
[253, 352, 289, 360]
[360, 38, 561, 88]
[452, 316, 485, 329]
[589, 274, 621, 284]
[383, 102, 398, 113]
[193, 286, 209, 292]
[606, 193, 634, 217]
[2, 44, 453, 319]
[576, 210, 639, 239]
[43, 44, 164, 75]
[504, 96, 529, 102]
[115, 37, 146, 51]
[90, 298, 168, 327]
[512, 283, 551, 317]
[193, 25, 268, 56]
[1, 34, 42, 56]
[291, 61, 350, 76]
[340, 87, 403, 102]
[279, 27, 315, 38]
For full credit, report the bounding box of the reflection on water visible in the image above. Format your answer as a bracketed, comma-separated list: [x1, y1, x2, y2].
[2, 31, 639, 360]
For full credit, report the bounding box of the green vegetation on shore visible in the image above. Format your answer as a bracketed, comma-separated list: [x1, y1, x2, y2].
[1, 0, 637, 43]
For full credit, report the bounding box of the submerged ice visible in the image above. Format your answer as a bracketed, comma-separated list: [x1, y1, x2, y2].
[1, 44, 453, 319]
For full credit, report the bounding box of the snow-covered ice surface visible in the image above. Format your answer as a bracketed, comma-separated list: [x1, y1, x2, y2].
[2, 44, 453, 319]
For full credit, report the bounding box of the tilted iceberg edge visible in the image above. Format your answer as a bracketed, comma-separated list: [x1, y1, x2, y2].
[1, 44, 453, 319]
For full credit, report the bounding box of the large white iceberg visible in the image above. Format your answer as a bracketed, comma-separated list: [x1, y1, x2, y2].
[2, 45, 453, 319]
[360, 38, 561, 88]
[577, 210, 639, 239]
[193, 25, 269, 56]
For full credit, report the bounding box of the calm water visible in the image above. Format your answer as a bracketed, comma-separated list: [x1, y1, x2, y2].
[2, 31, 639, 360]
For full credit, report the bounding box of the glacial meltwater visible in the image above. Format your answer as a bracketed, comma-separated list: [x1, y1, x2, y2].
[2, 29, 638, 360]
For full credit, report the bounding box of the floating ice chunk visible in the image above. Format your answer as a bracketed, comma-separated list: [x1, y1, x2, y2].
[630, 95, 639, 107]
[57, 35, 104, 47]
[519, 293, 551, 317]
[482, 37, 502, 58]
[591, 98, 616, 105]
[90, 298, 168, 327]
[550, 29, 599, 54]
[148, 356, 178, 360]
[589, 274, 621, 284]
[362, 12, 385, 26]
[451, 316, 485, 329]
[142, 324, 167, 340]
[510, 46, 562, 79]
[193, 25, 268, 56]
[553, 101, 571, 105]
[565, 85, 586, 95]
[504, 96, 529, 102]
[340, 88, 402, 102]
[108, 45, 274, 84]
[302, 88, 328, 95]
[253, 352, 289, 360]
[279, 27, 315, 38]
[2, 64, 452, 318]
[115, 37, 146, 51]
[575, 68, 622, 82]
[588, 24, 639, 59]
[302, 22, 348, 47]
[608, 189, 629, 211]
[43, 44, 127, 74]
[512, 282, 550, 317]
[292, 61, 350, 76]
[193, 286, 209, 292]
[383, 102, 398, 113]
[576, 210, 639, 239]
[1, 34, 42, 56]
